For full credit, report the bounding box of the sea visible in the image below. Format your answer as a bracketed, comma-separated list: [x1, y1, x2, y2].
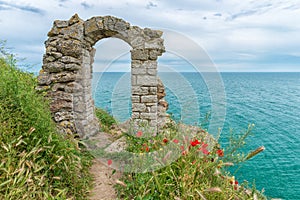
[92, 72, 300, 200]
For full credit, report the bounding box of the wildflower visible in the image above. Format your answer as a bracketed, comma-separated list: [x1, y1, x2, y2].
[136, 131, 143, 137]
[216, 149, 224, 157]
[173, 139, 179, 144]
[182, 150, 187, 155]
[234, 185, 239, 190]
[229, 176, 235, 185]
[190, 139, 201, 147]
[180, 145, 185, 151]
[107, 159, 112, 166]
[145, 146, 149, 152]
[198, 143, 209, 155]
[163, 138, 168, 143]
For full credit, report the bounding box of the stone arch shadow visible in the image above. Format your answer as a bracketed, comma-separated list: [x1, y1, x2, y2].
[37, 14, 168, 138]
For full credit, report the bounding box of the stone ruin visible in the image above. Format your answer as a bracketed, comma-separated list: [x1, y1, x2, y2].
[37, 14, 169, 138]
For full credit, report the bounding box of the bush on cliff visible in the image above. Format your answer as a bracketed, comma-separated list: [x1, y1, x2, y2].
[0, 46, 92, 199]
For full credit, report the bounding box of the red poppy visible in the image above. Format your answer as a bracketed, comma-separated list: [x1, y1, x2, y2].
[235, 180, 238, 185]
[136, 131, 143, 137]
[163, 138, 168, 143]
[107, 159, 112, 166]
[234, 185, 239, 190]
[216, 149, 224, 157]
[173, 139, 179, 144]
[198, 143, 209, 155]
[190, 139, 201, 147]
[145, 146, 149, 152]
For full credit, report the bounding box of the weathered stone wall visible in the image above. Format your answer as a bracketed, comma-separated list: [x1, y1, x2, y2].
[37, 14, 167, 138]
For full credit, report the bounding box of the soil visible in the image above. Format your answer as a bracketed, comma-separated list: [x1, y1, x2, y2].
[87, 131, 124, 200]
[89, 158, 121, 200]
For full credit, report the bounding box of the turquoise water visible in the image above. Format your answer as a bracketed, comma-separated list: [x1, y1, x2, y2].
[92, 72, 300, 200]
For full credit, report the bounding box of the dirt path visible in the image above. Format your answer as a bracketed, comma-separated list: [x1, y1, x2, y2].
[89, 158, 121, 200]
[87, 132, 123, 200]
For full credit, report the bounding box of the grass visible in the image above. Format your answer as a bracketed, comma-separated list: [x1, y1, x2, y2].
[0, 45, 93, 199]
[95, 107, 117, 133]
[114, 122, 267, 200]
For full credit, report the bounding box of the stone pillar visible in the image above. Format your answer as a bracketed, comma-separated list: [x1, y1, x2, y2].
[131, 58, 158, 132]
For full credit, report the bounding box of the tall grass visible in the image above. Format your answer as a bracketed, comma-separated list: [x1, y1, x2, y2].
[0, 45, 92, 199]
[115, 123, 267, 199]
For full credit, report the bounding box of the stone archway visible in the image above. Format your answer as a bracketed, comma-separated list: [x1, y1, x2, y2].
[37, 14, 167, 138]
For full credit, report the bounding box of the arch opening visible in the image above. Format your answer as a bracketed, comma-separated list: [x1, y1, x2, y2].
[93, 38, 132, 122]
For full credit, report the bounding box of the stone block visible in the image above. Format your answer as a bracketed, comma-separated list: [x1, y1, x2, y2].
[143, 28, 163, 38]
[130, 36, 145, 49]
[132, 68, 146, 75]
[131, 96, 140, 103]
[50, 100, 73, 112]
[149, 49, 160, 60]
[65, 63, 81, 71]
[145, 38, 164, 49]
[140, 113, 156, 120]
[60, 21, 84, 41]
[37, 71, 51, 85]
[150, 105, 158, 113]
[141, 95, 157, 103]
[149, 87, 157, 95]
[54, 111, 74, 122]
[132, 86, 149, 95]
[65, 82, 83, 93]
[51, 71, 77, 83]
[54, 20, 68, 28]
[132, 103, 146, 112]
[56, 40, 82, 58]
[131, 60, 141, 68]
[132, 112, 140, 119]
[60, 56, 81, 64]
[136, 75, 157, 86]
[51, 91, 73, 102]
[131, 49, 148, 61]
[43, 62, 64, 73]
[74, 102, 86, 113]
[141, 60, 157, 69]
[147, 68, 157, 75]
[51, 83, 65, 92]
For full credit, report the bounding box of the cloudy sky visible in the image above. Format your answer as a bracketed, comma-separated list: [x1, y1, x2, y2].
[0, 0, 300, 72]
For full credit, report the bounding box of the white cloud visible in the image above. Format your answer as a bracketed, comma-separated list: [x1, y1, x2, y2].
[0, 0, 299, 72]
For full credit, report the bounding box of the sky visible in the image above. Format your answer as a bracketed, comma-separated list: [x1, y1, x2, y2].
[0, 0, 300, 72]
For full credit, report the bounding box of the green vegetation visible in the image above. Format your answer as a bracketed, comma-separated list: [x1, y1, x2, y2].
[115, 123, 267, 200]
[0, 45, 92, 199]
[95, 107, 116, 132]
